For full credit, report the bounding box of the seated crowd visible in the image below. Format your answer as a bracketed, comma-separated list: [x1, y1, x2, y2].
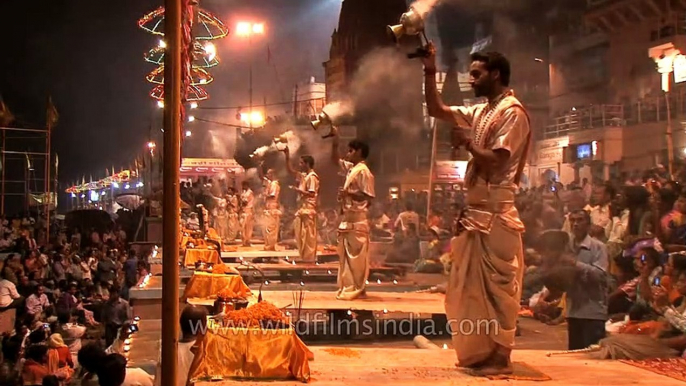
[521, 170, 686, 359]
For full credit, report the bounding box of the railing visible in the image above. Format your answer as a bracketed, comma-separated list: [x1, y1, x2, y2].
[543, 87, 686, 139]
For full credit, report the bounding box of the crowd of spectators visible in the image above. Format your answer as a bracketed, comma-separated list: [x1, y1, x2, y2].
[0, 214, 154, 385]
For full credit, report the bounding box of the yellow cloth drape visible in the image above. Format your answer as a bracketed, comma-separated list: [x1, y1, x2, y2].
[183, 272, 250, 300]
[207, 228, 224, 250]
[184, 249, 221, 268]
[188, 324, 312, 383]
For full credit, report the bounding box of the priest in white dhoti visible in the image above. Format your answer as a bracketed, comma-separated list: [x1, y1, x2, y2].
[226, 188, 239, 242]
[283, 147, 320, 262]
[330, 130, 375, 301]
[239, 181, 255, 247]
[261, 168, 282, 251]
[423, 44, 531, 376]
[213, 198, 230, 242]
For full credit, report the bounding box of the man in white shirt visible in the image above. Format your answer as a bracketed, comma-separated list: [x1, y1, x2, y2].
[0, 271, 23, 310]
[394, 202, 419, 235]
[154, 305, 208, 386]
[25, 284, 50, 317]
[589, 183, 615, 241]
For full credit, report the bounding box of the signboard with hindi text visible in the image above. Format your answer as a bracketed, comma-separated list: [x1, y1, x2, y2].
[433, 161, 468, 183]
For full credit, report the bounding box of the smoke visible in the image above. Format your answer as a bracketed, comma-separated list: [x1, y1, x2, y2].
[250, 145, 273, 159]
[244, 167, 260, 183]
[208, 128, 237, 159]
[322, 101, 354, 121]
[346, 47, 424, 141]
[410, 0, 442, 16]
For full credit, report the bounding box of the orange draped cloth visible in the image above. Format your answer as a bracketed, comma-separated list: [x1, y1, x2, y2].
[183, 271, 249, 300]
[188, 322, 312, 383]
[184, 249, 221, 268]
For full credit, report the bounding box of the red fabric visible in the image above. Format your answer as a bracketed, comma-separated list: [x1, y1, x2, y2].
[22, 359, 50, 386]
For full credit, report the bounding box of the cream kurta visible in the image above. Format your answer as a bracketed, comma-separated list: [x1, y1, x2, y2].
[240, 189, 255, 245]
[263, 179, 282, 250]
[446, 90, 531, 367]
[295, 170, 320, 262]
[336, 160, 375, 301]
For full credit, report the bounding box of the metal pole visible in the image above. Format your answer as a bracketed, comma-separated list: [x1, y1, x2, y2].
[426, 119, 438, 222]
[1, 129, 5, 216]
[45, 125, 51, 242]
[666, 91, 675, 178]
[249, 33, 253, 132]
[161, 0, 182, 384]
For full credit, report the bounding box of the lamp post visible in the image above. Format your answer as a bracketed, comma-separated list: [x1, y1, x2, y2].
[236, 22, 265, 132]
[650, 44, 682, 178]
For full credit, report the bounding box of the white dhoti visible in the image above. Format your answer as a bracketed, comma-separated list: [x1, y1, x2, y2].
[240, 210, 254, 246]
[263, 200, 281, 251]
[445, 183, 524, 367]
[295, 205, 317, 262]
[215, 212, 229, 241]
[227, 212, 239, 241]
[336, 212, 370, 301]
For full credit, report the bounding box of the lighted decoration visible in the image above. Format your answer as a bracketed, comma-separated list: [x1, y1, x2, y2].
[149, 84, 209, 102]
[65, 170, 139, 194]
[146, 66, 214, 86]
[139, 4, 228, 106]
[138, 7, 229, 40]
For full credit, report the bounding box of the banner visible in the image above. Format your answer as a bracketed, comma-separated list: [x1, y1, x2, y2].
[29, 192, 57, 209]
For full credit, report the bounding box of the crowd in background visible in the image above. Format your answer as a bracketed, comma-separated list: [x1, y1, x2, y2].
[0, 215, 157, 385]
[517, 162, 686, 358]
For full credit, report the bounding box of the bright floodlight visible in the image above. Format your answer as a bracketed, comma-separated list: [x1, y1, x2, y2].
[236, 22, 252, 36]
[252, 23, 265, 34]
[190, 102, 198, 109]
[147, 141, 156, 149]
[157, 100, 164, 109]
[185, 130, 192, 137]
[159, 40, 167, 49]
[188, 115, 195, 122]
[204, 42, 216, 61]
[250, 111, 264, 125]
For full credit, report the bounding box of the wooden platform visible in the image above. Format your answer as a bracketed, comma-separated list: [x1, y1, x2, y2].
[192, 346, 686, 386]
[188, 290, 446, 314]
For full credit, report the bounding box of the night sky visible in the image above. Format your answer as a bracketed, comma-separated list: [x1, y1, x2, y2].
[0, 0, 341, 186]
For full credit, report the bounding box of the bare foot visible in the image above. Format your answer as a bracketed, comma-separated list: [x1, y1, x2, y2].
[471, 363, 513, 376]
[469, 353, 513, 377]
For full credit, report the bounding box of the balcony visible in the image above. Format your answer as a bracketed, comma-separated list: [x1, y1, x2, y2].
[544, 105, 624, 139]
[543, 86, 686, 139]
[585, 0, 685, 33]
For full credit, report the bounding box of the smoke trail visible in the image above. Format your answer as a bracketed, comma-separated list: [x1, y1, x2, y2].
[410, 0, 442, 16]
[347, 47, 424, 141]
[250, 145, 273, 159]
[322, 101, 354, 121]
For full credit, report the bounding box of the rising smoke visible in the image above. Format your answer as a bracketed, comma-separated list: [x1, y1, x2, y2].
[348, 47, 424, 141]
[409, 0, 442, 16]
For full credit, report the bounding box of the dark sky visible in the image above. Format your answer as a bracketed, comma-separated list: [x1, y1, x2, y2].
[0, 0, 341, 185]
